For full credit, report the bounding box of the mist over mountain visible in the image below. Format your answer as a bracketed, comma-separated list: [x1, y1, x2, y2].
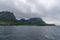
[0, 11, 46, 24]
[0, 11, 55, 26]
[0, 0, 60, 25]
[17, 18, 46, 25]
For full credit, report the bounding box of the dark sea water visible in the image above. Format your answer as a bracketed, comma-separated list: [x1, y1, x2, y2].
[0, 26, 60, 40]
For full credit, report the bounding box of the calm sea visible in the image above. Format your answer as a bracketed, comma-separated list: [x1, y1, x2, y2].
[0, 26, 60, 40]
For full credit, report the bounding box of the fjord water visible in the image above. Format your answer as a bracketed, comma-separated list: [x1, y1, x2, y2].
[0, 26, 60, 40]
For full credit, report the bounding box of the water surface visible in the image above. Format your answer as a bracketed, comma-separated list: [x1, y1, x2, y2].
[0, 26, 60, 40]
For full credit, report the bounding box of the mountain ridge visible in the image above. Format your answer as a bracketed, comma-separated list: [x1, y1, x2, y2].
[0, 11, 55, 26]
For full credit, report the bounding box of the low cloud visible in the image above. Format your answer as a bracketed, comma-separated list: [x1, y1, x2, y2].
[0, 0, 60, 25]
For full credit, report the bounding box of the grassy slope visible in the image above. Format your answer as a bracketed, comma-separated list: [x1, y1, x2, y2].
[0, 21, 55, 26]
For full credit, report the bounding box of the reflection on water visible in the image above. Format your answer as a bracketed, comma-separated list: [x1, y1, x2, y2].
[0, 26, 60, 40]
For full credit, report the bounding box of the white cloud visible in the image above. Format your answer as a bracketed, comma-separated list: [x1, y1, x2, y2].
[38, 0, 57, 9]
[0, 0, 60, 25]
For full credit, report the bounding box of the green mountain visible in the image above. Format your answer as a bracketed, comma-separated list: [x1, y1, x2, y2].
[17, 18, 46, 25]
[0, 11, 16, 22]
[0, 11, 55, 26]
[17, 18, 55, 26]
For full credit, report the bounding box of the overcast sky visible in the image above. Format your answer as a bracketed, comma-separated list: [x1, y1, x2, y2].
[0, 0, 60, 25]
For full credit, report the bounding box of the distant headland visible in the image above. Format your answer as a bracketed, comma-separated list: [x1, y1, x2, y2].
[0, 11, 55, 26]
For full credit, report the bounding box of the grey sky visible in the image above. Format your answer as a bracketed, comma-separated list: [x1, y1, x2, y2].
[0, 0, 60, 25]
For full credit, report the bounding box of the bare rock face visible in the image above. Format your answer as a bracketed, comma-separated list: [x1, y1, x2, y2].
[0, 11, 16, 22]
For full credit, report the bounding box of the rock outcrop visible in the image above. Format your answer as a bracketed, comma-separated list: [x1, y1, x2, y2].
[0, 11, 16, 22]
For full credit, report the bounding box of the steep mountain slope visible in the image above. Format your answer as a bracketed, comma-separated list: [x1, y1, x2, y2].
[0, 11, 16, 22]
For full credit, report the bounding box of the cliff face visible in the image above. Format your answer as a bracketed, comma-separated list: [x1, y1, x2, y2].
[0, 11, 16, 22]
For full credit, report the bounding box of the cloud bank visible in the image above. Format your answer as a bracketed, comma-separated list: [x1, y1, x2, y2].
[0, 0, 60, 25]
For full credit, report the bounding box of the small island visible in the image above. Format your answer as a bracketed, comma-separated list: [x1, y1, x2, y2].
[0, 11, 55, 26]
